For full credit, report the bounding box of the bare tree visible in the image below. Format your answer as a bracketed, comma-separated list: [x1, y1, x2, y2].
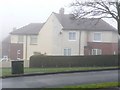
[70, 0, 120, 34]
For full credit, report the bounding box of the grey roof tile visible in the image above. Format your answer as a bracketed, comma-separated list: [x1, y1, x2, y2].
[10, 23, 44, 35]
[54, 13, 117, 31]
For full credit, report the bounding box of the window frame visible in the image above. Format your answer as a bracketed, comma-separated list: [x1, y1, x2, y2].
[92, 49, 102, 55]
[64, 48, 71, 56]
[18, 35, 24, 43]
[30, 35, 38, 45]
[93, 32, 102, 42]
[68, 31, 77, 41]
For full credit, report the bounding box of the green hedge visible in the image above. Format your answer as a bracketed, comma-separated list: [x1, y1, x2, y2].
[30, 55, 118, 68]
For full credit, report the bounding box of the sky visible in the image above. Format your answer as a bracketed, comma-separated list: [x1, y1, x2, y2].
[0, 0, 117, 41]
[0, 0, 73, 41]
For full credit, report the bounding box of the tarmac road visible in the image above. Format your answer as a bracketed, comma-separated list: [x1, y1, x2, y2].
[2, 70, 118, 88]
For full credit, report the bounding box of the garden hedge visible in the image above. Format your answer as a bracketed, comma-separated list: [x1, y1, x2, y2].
[30, 55, 118, 68]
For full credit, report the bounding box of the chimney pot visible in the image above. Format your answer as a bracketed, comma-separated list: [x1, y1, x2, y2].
[59, 8, 64, 15]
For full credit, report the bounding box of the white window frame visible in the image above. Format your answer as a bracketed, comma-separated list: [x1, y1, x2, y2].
[92, 49, 102, 55]
[18, 35, 24, 43]
[30, 35, 38, 45]
[64, 48, 71, 56]
[69, 31, 77, 41]
[93, 32, 102, 42]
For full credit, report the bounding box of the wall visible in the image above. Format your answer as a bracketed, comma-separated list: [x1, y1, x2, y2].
[86, 42, 118, 55]
[88, 31, 118, 43]
[80, 31, 88, 55]
[60, 30, 80, 55]
[10, 43, 23, 60]
[86, 31, 118, 55]
[11, 35, 39, 60]
[112, 31, 118, 43]
[37, 13, 55, 55]
[51, 14, 63, 55]
[25, 35, 39, 60]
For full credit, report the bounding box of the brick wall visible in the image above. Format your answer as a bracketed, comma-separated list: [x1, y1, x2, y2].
[9, 43, 23, 60]
[84, 42, 118, 55]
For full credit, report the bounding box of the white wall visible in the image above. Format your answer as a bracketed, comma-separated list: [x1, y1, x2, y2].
[11, 35, 18, 43]
[88, 31, 118, 43]
[52, 14, 63, 55]
[37, 13, 55, 55]
[61, 30, 80, 55]
[112, 31, 118, 43]
[80, 31, 87, 55]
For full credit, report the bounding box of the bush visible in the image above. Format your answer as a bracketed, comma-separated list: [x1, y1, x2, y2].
[30, 55, 118, 68]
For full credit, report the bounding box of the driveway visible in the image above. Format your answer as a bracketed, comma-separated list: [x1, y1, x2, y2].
[2, 70, 118, 88]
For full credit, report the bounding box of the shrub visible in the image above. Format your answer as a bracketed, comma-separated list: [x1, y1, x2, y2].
[30, 55, 118, 68]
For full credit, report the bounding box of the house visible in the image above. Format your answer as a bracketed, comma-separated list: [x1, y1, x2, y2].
[10, 23, 44, 60]
[1, 36, 11, 59]
[10, 8, 118, 60]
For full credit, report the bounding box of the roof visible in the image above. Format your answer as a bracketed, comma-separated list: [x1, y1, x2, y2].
[54, 13, 117, 31]
[10, 23, 44, 35]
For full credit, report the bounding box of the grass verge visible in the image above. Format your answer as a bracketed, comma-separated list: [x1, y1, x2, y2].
[64, 82, 120, 88]
[1, 66, 118, 77]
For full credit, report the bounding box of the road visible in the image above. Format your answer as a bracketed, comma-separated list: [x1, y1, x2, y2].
[2, 70, 118, 88]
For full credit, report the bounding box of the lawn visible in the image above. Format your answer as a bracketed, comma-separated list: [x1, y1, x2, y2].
[64, 82, 120, 88]
[1, 66, 118, 77]
[28, 82, 119, 90]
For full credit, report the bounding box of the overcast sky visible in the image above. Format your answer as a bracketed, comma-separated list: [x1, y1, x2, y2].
[0, 0, 117, 41]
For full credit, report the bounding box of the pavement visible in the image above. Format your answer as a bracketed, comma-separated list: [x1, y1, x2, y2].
[2, 70, 118, 88]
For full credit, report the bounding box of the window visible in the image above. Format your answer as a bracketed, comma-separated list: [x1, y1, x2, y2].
[69, 31, 76, 41]
[92, 49, 102, 55]
[18, 35, 23, 43]
[93, 32, 101, 42]
[64, 48, 71, 56]
[30, 35, 37, 45]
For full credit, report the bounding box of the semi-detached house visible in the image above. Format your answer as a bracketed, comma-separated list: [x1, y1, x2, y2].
[10, 9, 118, 60]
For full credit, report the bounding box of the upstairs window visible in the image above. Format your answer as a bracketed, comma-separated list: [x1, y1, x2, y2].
[92, 49, 102, 55]
[64, 48, 71, 56]
[30, 35, 38, 45]
[69, 31, 76, 41]
[93, 32, 101, 42]
[18, 35, 24, 43]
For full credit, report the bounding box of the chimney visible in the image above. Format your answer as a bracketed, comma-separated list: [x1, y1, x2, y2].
[59, 8, 64, 15]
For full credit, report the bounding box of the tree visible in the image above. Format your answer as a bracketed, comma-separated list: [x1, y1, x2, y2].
[70, 0, 120, 34]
